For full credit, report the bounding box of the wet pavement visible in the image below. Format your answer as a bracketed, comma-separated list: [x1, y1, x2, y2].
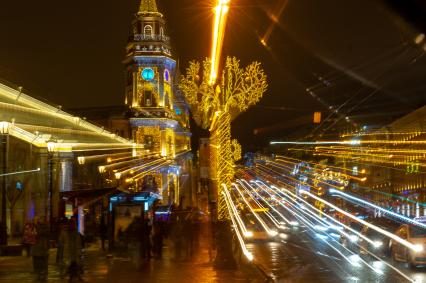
[0, 225, 264, 283]
[247, 225, 426, 283]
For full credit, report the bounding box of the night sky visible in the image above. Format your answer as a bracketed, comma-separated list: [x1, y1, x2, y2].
[1, 0, 425, 149]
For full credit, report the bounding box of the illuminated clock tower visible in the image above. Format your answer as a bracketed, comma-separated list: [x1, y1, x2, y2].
[123, 0, 192, 205]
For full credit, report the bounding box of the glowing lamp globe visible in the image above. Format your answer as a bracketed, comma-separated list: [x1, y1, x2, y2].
[141, 68, 155, 81]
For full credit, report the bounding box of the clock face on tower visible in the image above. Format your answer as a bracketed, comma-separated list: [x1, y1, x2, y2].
[141, 68, 155, 81]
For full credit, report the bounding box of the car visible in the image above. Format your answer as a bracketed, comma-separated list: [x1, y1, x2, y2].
[390, 223, 426, 268]
[359, 218, 399, 258]
[339, 221, 364, 252]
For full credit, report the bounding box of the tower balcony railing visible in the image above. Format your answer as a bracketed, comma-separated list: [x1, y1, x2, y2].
[134, 34, 170, 43]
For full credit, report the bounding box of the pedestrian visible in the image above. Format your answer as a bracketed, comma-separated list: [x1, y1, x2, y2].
[126, 217, 142, 268]
[152, 222, 164, 258]
[22, 221, 37, 257]
[64, 219, 83, 282]
[57, 219, 68, 276]
[183, 216, 193, 259]
[32, 218, 50, 281]
[99, 219, 108, 251]
[140, 217, 152, 260]
[0, 221, 7, 245]
[173, 216, 184, 261]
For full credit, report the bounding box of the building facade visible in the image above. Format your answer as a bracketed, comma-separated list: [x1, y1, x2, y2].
[116, 0, 192, 207]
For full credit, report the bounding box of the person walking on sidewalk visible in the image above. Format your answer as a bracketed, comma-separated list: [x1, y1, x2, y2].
[99, 220, 108, 252]
[152, 222, 164, 258]
[32, 218, 50, 281]
[22, 221, 37, 257]
[0, 221, 7, 245]
[64, 219, 83, 282]
[126, 217, 142, 268]
[57, 219, 69, 276]
[140, 217, 152, 260]
[172, 216, 184, 261]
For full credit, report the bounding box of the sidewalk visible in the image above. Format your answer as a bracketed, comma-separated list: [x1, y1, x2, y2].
[0, 224, 266, 283]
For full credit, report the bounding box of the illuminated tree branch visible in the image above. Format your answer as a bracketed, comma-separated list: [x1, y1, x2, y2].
[179, 56, 268, 221]
[180, 57, 268, 128]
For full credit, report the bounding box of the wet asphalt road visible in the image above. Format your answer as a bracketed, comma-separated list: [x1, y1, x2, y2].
[247, 225, 426, 283]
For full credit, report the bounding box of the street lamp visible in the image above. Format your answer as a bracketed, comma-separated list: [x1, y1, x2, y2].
[0, 122, 9, 245]
[46, 141, 56, 231]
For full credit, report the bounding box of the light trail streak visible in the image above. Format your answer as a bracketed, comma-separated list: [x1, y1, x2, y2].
[314, 147, 425, 162]
[210, 0, 230, 84]
[275, 158, 366, 183]
[260, 0, 288, 47]
[251, 180, 299, 226]
[256, 181, 376, 271]
[265, 182, 382, 248]
[257, 180, 412, 280]
[77, 152, 133, 164]
[253, 175, 413, 280]
[357, 186, 426, 207]
[271, 139, 426, 146]
[329, 189, 426, 229]
[222, 185, 254, 261]
[314, 145, 426, 155]
[222, 183, 252, 237]
[0, 168, 40, 177]
[112, 158, 165, 178]
[276, 155, 365, 173]
[237, 180, 282, 229]
[132, 160, 173, 182]
[268, 160, 357, 187]
[270, 140, 361, 146]
[283, 147, 426, 171]
[232, 183, 277, 236]
[241, 179, 293, 226]
[278, 154, 414, 174]
[299, 190, 424, 252]
[341, 131, 426, 138]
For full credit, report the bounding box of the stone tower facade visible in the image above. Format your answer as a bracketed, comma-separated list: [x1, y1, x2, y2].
[123, 0, 192, 205]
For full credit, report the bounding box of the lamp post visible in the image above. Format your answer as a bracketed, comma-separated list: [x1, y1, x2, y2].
[0, 122, 10, 245]
[46, 141, 56, 231]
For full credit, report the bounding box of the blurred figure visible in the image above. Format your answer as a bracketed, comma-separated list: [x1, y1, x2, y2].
[173, 216, 184, 261]
[140, 217, 152, 260]
[64, 219, 83, 282]
[152, 222, 164, 258]
[183, 216, 193, 259]
[126, 217, 142, 268]
[0, 221, 7, 245]
[32, 218, 50, 281]
[99, 219, 108, 251]
[57, 219, 69, 276]
[22, 221, 37, 257]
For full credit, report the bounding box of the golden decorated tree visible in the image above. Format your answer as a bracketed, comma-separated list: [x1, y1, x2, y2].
[180, 56, 267, 220]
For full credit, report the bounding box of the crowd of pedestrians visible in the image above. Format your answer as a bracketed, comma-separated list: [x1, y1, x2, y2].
[115, 209, 202, 266]
[3, 207, 204, 281]
[20, 217, 85, 282]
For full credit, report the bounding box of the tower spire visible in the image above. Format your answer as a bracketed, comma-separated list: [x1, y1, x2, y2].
[139, 0, 159, 14]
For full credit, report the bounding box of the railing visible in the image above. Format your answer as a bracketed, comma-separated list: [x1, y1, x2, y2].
[134, 34, 170, 43]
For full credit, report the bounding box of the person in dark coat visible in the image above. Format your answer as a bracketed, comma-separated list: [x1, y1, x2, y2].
[32, 218, 50, 281]
[140, 218, 152, 259]
[23, 221, 37, 257]
[0, 221, 7, 245]
[152, 222, 164, 258]
[99, 220, 108, 251]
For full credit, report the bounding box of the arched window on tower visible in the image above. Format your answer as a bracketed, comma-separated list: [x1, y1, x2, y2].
[144, 25, 153, 38]
[160, 27, 164, 38]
